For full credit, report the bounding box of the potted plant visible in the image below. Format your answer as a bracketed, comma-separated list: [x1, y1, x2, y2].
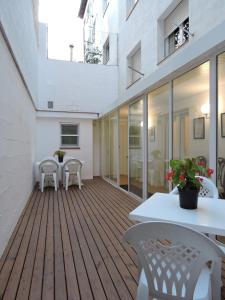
[54, 150, 66, 163]
[166, 158, 214, 209]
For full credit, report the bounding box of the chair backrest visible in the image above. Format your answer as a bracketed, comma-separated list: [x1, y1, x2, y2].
[39, 159, 59, 173]
[170, 176, 219, 199]
[218, 157, 225, 193]
[63, 159, 82, 174]
[124, 221, 224, 300]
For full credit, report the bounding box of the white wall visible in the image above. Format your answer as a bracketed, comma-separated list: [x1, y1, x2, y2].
[36, 116, 94, 179]
[0, 0, 39, 103]
[0, 32, 36, 256]
[87, 0, 119, 66]
[114, 0, 225, 106]
[38, 24, 118, 113]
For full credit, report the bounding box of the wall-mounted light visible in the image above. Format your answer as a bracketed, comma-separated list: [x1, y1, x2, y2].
[201, 103, 210, 119]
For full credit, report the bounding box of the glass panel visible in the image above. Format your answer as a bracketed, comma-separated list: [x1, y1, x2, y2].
[148, 84, 169, 196]
[119, 105, 129, 191]
[129, 99, 143, 197]
[109, 111, 118, 182]
[218, 53, 225, 199]
[61, 136, 79, 146]
[173, 62, 209, 165]
[102, 117, 110, 178]
[61, 124, 78, 135]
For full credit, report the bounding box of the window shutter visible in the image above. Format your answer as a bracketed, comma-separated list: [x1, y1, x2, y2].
[164, 0, 188, 37]
[167, 34, 175, 56]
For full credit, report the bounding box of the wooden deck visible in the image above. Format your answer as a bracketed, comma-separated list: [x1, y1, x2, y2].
[0, 177, 225, 299]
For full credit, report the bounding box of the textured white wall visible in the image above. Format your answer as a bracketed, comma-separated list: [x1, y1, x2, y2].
[38, 24, 118, 113]
[36, 117, 93, 179]
[0, 32, 36, 256]
[0, 0, 39, 103]
[116, 0, 225, 100]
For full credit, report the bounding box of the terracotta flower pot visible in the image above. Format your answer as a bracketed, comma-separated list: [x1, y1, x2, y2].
[178, 187, 199, 209]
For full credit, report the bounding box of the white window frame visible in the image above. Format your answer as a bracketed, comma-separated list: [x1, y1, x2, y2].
[60, 123, 79, 148]
[157, 0, 189, 62]
[165, 17, 189, 57]
[127, 42, 142, 87]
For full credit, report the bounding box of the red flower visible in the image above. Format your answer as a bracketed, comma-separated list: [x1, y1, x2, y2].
[207, 168, 214, 176]
[198, 161, 205, 166]
[179, 175, 185, 182]
[166, 171, 174, 181]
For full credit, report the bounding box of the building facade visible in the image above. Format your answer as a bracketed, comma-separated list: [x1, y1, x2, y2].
[79, 0, 225, 199]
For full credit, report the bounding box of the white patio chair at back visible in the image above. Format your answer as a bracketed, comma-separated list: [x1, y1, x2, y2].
[170, 176, 219, 199]
[170, 176, 221, 244]
[124, 221, 224, 300]
[39, 159, 59, 192]
[62, 159, 82, 190]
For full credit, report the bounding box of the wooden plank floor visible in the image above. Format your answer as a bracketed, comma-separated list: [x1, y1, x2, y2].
[0, 178, 139, 300]
[0, 177, 225, 300]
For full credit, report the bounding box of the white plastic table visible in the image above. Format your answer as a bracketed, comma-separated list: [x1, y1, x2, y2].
[129, 192, 225, 236]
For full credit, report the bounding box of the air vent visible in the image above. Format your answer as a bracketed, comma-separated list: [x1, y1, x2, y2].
[47, 101, 54, 109]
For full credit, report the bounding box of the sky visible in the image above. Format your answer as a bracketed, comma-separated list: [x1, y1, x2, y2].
[38, 0, 84, 61]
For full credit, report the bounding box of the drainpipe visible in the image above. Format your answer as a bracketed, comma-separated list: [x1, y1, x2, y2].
[69, 44, 74, 61]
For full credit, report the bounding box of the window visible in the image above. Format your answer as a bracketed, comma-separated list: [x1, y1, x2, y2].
[61, 124, 79, 148]
[217, 52, 225, 199]
[173, 62, 209, 161]
[89, 19, 96, 45]
[126, 0, 139, 18]
[164, 0, 189, 57]
[103, 37, 110, 64]
[166, 18, 189, 56]
[127, 45, 142, 86]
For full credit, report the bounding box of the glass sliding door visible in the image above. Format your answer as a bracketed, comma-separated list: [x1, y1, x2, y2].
[109, 111, 118, 182]
[129, 99, 144, 197]
[173, 62, 210, 164]
[102, 117, 110, 178]
[119, 105, 129, 190]
[148, 84, 169, 196]
[218, 53, 225, 199]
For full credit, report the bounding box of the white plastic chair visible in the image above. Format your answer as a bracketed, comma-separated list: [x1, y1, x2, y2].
[39, 159, 59, 192]
[170, 176, 219, 243]
[124, 221, 224, 300]
[170, 176, 219, 199]
[62, 159, 82, 190]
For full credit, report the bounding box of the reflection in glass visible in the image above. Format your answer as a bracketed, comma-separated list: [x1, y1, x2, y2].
[119, 105, 129, 190]
[109, 111, 118, 182]
[148, 84, 169, 196]
[173, 62, 209, 164]
[218, 53, 225, 199]
[102, 117, 110, 178]
[129, 99, 143, 197]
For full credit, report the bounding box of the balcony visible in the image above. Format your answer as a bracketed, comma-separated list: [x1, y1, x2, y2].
[0, 178, 225, 299]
